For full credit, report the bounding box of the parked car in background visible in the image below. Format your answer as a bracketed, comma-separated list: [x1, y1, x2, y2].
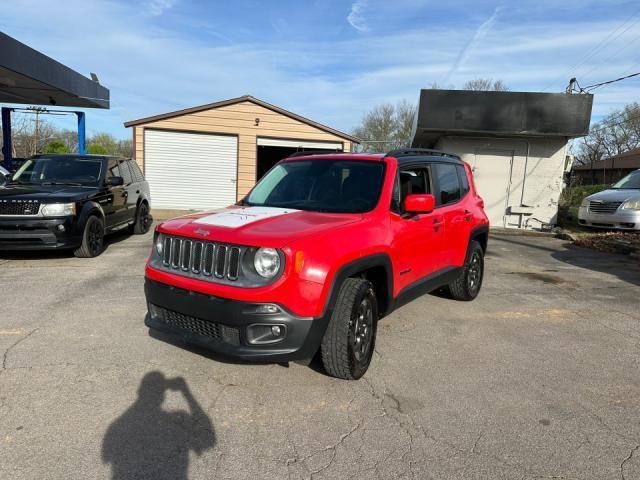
[0, 154, 152, 257]
[144, 149, 489, 380]
[0, 165, 9, 187]
[578, 169, 640, 230]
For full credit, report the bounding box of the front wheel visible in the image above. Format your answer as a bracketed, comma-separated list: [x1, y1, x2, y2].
[447, 240, 484, 301]
[74, 216, 105, 258]
[321, 278, 378, 380]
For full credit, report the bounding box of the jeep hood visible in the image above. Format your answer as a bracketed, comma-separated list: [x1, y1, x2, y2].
[158, 206, 363, 247]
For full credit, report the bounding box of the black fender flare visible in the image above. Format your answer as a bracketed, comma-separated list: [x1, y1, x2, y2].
[76, 201, 105, 234]
[297, 253, 394, 359]
[469, 224, 489, 252]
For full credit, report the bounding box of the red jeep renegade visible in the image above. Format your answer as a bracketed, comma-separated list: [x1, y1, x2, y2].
[144, 149, 489, 379]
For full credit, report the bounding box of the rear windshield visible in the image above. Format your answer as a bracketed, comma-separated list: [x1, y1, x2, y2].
[612, 170, 640, 189]
[246, 159, 385, 213]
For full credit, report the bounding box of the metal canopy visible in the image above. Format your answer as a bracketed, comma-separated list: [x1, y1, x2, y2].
[0, 32, 109, 109]
[411, 89, 593, 148]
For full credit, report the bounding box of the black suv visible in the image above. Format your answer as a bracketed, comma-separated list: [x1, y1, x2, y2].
[0, 154, 151, 257]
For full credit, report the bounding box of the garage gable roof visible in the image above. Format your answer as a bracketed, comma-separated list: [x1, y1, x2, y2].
[124, 95, 360, 143]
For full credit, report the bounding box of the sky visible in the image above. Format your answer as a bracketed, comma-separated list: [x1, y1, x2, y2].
[2, 0, 640, 140]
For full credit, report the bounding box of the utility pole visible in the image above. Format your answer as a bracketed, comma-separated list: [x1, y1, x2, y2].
[28, 106, 47, 155]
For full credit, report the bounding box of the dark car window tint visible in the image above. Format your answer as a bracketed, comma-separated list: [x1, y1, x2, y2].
[107, 160, 120, 178]
[120, 161, 133, 184]
[457, 165, 470, 195]
[435, 163, 461, 205]
[129, 160, 145, 182]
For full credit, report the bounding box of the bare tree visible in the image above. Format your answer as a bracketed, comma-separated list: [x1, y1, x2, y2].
[462, 78, 510, 91]
[575, 102, 640, 169]
[352, 101, 419, 152]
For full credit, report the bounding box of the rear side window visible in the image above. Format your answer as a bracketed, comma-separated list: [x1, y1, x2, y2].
[434, 163, 461, 205]
[457, 165, 470, 195]
[128, 160, 145, 182]
[119, 160, 133, 184]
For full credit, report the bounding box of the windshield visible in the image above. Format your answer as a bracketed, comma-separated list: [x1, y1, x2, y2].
[612, 170, 640, 189]
[246, 159, 385, 213]
[11, 157, 103, 187]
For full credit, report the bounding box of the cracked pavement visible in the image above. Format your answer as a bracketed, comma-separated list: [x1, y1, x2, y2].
[1, 230, 639, 479]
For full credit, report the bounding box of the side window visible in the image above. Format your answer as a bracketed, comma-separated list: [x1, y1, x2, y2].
[457, 165, 470, 196]
[434, 163, 461, 205]
[119, 160, 133, 185]
[392, 165, 431, 213]
[107, 159, 120, 179]
[129, 160, 145, 182]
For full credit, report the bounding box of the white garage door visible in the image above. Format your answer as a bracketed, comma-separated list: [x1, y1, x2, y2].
[144, 129, 238, 210]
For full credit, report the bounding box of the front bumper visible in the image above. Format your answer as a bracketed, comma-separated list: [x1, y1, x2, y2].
[577, 207, 640, 230]
[0, 216, 81, 250]
[144, 278, 328, 362]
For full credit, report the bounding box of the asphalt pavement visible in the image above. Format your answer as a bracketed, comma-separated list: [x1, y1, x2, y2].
[1, 230, 639, 479]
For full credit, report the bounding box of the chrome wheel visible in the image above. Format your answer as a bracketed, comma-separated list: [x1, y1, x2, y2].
[467, 250, 482, 294]
[350, 293, 374, 362]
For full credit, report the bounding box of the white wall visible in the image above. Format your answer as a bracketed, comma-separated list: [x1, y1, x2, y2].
[435, 136, 568, 229]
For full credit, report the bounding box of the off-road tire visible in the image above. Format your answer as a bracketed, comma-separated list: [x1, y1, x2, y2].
[74, 215, 105, 258]
[321, 278, 378, 380]
[447, 240, 484, 301]
[130, 202, 152, 235]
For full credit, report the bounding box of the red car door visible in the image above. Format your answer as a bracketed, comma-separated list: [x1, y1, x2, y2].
[389, 164, 445, 292]
[432, 162, 468, 267]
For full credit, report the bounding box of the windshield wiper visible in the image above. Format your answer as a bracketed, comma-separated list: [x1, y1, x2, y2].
[41, 181, 84, 186]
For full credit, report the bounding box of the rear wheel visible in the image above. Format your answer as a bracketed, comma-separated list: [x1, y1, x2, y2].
[74, 216, 105, 258]
[447, 240, 484, 301]
[321, 278, 378, 380]
[130, 202, 152, 234]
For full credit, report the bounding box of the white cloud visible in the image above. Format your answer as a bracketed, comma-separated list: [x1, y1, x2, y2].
[1, 1, 638, 139]
[146, 0, 176, 16]
[347, 0, 369, 32]
[444, 7, 501, 84]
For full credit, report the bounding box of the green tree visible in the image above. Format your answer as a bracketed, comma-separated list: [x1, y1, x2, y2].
[88, 133, 118, 155]
[87, 144, 109, 154]
[44, 140, 69, 154]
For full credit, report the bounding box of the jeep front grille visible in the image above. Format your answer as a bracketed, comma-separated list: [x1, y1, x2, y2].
[161, 235, 243, 282]
[0, 200, 41, 216]
[588, 201, 622, 214]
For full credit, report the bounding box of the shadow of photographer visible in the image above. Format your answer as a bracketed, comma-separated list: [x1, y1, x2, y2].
[102, 371, 215, 480]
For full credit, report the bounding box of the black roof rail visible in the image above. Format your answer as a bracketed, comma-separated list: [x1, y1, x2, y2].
[384, 148, 461, 161]
[286, 149, 343, 158]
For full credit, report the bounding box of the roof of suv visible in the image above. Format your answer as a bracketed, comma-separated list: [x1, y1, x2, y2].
[286, 148, 463, 164]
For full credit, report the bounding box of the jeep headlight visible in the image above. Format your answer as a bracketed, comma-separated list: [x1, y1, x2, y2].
[41, 202, 76, 217]
[155, 232, 164, 255]
[253, 247, 281, 278]
[621, 199, 640, 210]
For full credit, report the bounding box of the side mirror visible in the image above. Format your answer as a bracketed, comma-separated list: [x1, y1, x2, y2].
[106, 176, 124, 186]
[403, 194, 435, 214]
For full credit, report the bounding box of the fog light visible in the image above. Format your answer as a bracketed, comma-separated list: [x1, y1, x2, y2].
[246, 324, 287, 344]
[56, 224, 66, 232]
[148, 303, 164, 320]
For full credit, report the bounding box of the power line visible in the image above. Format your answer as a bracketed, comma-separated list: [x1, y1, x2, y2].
[582, 71, 640, 91]
[541, 8, 640, 91]
[586, 112, 640, 135]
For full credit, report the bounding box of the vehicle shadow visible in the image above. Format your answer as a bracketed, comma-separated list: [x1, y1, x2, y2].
[551, 242, 640, 287]
[494, 234, 640, 287]
[102, 371, 215, 480]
